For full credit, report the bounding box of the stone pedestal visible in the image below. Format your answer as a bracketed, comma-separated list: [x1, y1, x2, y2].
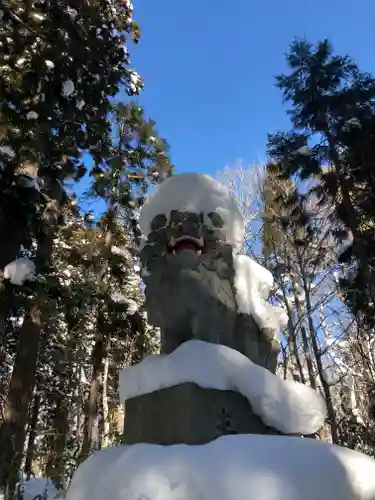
[123, 382, 281, 445]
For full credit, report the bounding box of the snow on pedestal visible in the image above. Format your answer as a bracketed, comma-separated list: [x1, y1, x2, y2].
[66, 434, 375, 500]
[119, 340, 326, 435]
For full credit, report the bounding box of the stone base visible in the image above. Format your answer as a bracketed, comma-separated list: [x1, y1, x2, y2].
[123, 382, 281, 445]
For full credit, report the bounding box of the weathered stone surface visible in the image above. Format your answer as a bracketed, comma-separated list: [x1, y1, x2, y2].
[123, 383, 281, 445]
[140, 208, 280, 372]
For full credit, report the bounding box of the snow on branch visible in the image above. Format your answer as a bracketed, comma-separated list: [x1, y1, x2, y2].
[3, 257, 36, 286]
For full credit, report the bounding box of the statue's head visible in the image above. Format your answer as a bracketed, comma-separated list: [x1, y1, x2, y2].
[139, 172, 247, 275]
[138, 173, 244, 347]
[139, 207, 237, 337]
[140, 208, 233, 274]
[139, 172, 245, 289]
[139, 173, 244, 252]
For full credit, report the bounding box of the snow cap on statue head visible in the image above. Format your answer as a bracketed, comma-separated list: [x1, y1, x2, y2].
[139, 172, 245, 252]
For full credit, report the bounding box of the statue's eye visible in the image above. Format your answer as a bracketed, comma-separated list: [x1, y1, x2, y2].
[151, 214, 167, 231]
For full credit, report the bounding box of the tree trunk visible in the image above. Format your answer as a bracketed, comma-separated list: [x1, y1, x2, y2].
[45, 324, 76, 489]
[80, 200, 117, 462]
[80, 329, 106, 462]
[0, 300, 43, 495]
[24, 393, 40, 479]
[101, 357, 110, 449]
[326, 130, 375, 305]
[299, 256, 339, 444]
[0, 280, 10, 348]
[0, 184, 61, 495]
[278, 256, 305, 383]
[0, 217, 31, 355]
[290, 272, 316, 389]
[0, 220, 25, 271]
[45, 400, 70, 490]
[45, 363, 72, 490]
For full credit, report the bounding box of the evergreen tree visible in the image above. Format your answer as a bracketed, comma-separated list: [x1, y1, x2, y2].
[218, 158, 375, 452]
[261, 162, 341, 441]
[267, 38, 375, 328]
[0, 0, 162, 495]
[0, 0, 141, 266]
[0, 88, 172, 498]
[262, 163, 295, 262]
[77, 101, 171, 462]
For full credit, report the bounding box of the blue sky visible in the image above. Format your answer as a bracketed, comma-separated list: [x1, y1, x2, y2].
[77, 0, 375, 213]
[130, 0, 375, 176]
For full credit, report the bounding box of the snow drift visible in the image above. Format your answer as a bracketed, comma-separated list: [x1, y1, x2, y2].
[0, 477, 59, 500]
[21, 477, 58, 500]
[66, 434, 375, 500]
[119, 340, 326, 435]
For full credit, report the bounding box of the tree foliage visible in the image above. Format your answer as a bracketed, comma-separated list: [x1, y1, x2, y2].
[267, 38, 375, 328]
[219, 155, 375, 452]
[0, 1, 171, 497]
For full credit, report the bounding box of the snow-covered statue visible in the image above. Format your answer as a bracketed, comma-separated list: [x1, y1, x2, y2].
[139, 173, 287, 372]
[66, 173, 375, 500]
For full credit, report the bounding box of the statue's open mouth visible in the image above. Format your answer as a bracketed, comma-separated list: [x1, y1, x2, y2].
[168, 236, 204, 255]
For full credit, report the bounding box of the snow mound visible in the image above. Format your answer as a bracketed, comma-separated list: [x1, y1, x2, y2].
[119, 340, 326, 435]
[234, 254, 288, 332]
[66, 434, 375, 500]
[22, 477, 58, 500]
[139, 172, 245, 251]
[3, 258, 36, 286]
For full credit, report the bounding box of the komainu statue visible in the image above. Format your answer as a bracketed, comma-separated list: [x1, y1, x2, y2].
[139, 173, 287, 373]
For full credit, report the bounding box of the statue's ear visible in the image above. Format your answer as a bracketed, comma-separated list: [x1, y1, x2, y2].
[207, 211, 224, 228]
[150, 213, 167, 231]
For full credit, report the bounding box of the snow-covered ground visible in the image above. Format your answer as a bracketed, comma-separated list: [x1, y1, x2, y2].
[119, 340, 326, 435]
[0, 477, 59, 500]
[66, 434, 375, 500]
